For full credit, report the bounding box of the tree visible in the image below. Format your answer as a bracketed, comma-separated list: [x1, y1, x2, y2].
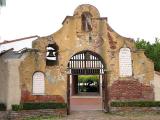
[136, 38, 160, 71]
[0, 0, 6, 6]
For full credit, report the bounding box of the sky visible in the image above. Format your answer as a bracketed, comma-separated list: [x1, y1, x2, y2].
[0, 0, 160, 50]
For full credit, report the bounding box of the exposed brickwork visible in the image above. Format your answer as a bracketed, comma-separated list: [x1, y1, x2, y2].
[109, 80, 154, 100]
[0, 4, 155, 111]
[107, 32, 117, 49]
[8, 109, 66, 120]
[21, 90, 65, 103]
[110, 107, 160, 113]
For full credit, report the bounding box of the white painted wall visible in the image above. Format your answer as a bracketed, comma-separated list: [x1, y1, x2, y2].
[5, 59, 22, 109]
[0, 53, 28, 110]
[0, 57, 8, 104]
[154, 72, 160, 101]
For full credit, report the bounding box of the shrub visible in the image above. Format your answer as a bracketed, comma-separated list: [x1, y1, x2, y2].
[111, 101, 160, 107]
[0, 103, 6, 111]
[23, 102, 66, 110]
[78, 75, 99, 83]
[12, 102, 67, 111]
[12, 104, 23, 111]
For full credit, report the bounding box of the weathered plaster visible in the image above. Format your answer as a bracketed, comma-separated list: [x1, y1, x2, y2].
[0, 57, 8, 104]
[5, 59, 22, 109]
[19, 4, 154, 103]
[154, 72, 160, 101]
[0, 4, 155, 107]
[0, 53, 27, 109]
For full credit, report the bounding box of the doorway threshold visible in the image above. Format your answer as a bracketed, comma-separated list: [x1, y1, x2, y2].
[71, 96, 102, 98]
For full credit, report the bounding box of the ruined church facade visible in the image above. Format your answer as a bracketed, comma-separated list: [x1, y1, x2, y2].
[0, 4, 156, 111]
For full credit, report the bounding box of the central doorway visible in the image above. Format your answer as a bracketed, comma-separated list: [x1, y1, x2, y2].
[75, 75, 100, 96]
[67, 51, 107, 113]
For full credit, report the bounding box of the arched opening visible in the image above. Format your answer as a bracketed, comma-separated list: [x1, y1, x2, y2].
[46, 43, 59, 66]
[67, 51, 107, 112]
[81, 12, 92, 32]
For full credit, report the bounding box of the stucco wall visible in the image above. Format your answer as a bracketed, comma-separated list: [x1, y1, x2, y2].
[0, 57, 8, 104]
[0, 52, 27, 110]
[5, 59, 22, 109]
[0, 4, 156, 114]
[154, 72, 160, 101]
[17, 4, 154, 103]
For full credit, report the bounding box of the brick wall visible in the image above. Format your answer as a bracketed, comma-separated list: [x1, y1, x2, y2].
[8, 109, 66, 120]
[109, 80, 154, 100]
[21, 90, 64, 103]
[0, 109, 66, 120]
[110, 107, 160, 113]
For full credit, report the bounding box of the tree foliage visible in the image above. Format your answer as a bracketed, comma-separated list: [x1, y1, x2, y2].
[78, 75, 99, 83]
[0, 0, 6, 6]
[136, 38, 160, 71]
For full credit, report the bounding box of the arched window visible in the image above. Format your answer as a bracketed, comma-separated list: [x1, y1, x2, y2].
[32, 72, 45, 95]
[119, 48, 132, 77]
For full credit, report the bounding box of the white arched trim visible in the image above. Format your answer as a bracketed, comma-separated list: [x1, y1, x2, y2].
[119, 48, 132, 77]
[32, 72, 45, 95]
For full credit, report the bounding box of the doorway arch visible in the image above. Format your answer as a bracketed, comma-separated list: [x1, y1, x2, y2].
[67, 51, 108, 113]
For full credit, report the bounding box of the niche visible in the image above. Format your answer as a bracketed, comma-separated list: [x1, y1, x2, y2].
[46, 43, 59, 66]
[81, 12, 92, 32]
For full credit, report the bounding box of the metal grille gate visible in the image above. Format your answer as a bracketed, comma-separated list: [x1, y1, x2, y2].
[68, 51, 104, 75]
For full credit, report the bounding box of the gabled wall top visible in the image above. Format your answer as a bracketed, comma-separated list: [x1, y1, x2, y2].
[73, 4, 100, 18]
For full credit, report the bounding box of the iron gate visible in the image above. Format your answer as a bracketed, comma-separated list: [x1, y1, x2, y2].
[68, 51, 104, 75]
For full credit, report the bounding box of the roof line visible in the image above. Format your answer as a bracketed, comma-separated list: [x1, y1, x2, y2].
[0, 48, 14, 56]
[0, 35, 39, 45]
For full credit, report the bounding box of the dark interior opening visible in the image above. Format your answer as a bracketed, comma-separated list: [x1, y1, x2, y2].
[46, 43, 59, 66]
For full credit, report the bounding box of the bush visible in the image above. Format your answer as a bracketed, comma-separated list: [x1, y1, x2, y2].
[12, 102, 67, 111]
[12, 104, 23, 111]
[23, 102, 66, 110]
[0, 103, 6, 111]
[111, 101, 160, 107]
[78, 75, 99, 83]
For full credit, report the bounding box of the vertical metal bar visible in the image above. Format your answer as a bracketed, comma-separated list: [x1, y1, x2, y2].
[93, 55, 95, 68]
[79, 54, 81, 68]
[72, 56, 74, 68]
[78, 55, 79, 68]
[100, 61, 102, 74]
[95, 57, 97, 68]
[80, 54, 82, 69]
[90, 55, 92, 68]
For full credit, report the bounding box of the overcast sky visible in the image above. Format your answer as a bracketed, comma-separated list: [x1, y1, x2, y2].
[0, 0, 160, 44]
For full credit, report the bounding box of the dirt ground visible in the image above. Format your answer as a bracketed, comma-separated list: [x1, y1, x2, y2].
[60, 111, 160, 120]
